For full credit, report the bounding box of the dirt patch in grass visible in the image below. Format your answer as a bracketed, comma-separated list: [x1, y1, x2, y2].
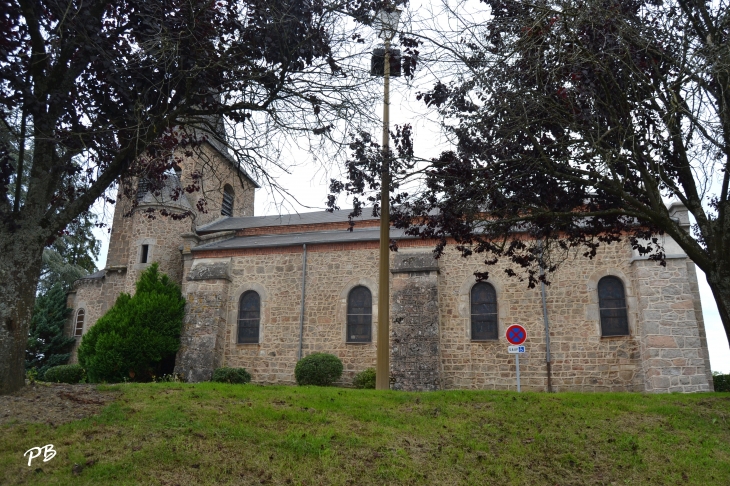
[0, 382, 119, 426]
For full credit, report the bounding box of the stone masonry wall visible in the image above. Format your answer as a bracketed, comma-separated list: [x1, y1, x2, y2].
[187, 236, 711, 392]
[120, 212, 193, 293]
[66, 270, 127, 362]
[68, 139, 256, 345]
[175, 262, 231, 382]
[437, 241, 644, 392]
[634, 257, 711, 392]
[179, 143, 256, 226]
[218, 248, 381, 385]
[687, 262, 714, 390]
[105, 195, 135, 269]
[390, 251, 441, 391]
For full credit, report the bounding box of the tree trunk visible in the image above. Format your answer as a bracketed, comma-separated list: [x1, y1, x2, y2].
[706, 269, 730, 346]
[0, 232, 44, 394]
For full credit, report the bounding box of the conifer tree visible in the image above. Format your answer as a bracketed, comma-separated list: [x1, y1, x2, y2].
[25, 283, 76, 378]
[77, 263, 185, 383]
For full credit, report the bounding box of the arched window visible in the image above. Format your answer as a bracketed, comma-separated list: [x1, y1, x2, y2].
[136, 178, 150, 203]
[347, 286, 372, 343]
[221, 184, 235, 217]
[74, 309, 85, 337]
[598, 276, 629, 336]
[237, 291, 260, 343]
[471, 282, 498, 340]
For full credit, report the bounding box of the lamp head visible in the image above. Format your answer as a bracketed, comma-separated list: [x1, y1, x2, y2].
[374, 8, 402, 41]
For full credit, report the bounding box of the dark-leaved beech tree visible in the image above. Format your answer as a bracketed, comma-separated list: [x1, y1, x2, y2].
[0, 0, 406, 394]
[78, 263, 185, 383]
[329, 1, 730, 341]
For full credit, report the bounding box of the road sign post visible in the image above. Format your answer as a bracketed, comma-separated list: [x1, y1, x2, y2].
[506, 325, 528, 393]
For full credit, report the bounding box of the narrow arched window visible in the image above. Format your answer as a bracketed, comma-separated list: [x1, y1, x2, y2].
[598, 276, 629, 336]
[74, 309, 85, 337]
[471, 282, 498, 340]
[136, 178, 150, 203]
[347, 286, 372, 343]
[237, 291, 260, 343]
[221, 184, 235, 217]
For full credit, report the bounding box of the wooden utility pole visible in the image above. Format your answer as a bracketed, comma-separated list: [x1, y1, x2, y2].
[375, 36, 392, 390]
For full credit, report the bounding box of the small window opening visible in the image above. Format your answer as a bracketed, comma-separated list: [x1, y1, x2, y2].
[347, 286, 372, 343]
[136, 178, 150, 203]
[238, 291, 261, 343]
[598, 276, 630, 336]
[221, 184, 235, 217]
[140, 244, 149, 264]
[74, 309, 85, 337]
[471, 282, 498, 340]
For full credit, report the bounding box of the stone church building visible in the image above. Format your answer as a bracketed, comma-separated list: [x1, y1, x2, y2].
[66, 141, 714, 393]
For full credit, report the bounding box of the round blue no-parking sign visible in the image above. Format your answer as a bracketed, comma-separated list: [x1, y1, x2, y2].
[506, 324, 527, 345]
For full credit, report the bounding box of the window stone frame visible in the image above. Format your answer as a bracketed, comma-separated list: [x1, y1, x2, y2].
[133, 237, 156, 270]
[458, 276, 508, 342]
[586, 269, 637, 338]
[237, 290, 261, 344]
[469, 282, 500, 342]
[221, 184, 235, 217]
[346, 285, 373, 343]
[229, 282, 268, 346]
[74, 307, 86, 338]
[337, 277, 378, 345]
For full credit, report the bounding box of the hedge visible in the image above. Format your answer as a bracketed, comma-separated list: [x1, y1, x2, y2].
[295, 353, 343, 386]
[43, 364, 85, 384]
[353, 368, 376, 389]
[211, 367, 252, 384]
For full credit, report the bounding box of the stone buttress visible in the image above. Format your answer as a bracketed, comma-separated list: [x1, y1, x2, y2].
[174, 254, 232, 382]
[390, 251, 442, 391]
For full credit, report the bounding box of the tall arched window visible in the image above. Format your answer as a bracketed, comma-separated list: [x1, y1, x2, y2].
[136, 178, 150, 203]
[74, 309, 85, 337]
[221, 184, 235, 217]
[237, 291, 260, 343]
[471, 282, 498, 340]
[347, 286, 372, 343]
[598, 276, 629, 336]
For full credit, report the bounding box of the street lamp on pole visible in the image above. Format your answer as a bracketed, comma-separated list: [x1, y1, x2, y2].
[373, 6, 401, 391]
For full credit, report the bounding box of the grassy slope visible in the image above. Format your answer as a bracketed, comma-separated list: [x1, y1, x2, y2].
[1, 384, 730, 485]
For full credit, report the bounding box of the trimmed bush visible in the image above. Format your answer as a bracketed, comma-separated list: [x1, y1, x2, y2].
[77, 263, 185, 383]
[43, 364, 85, 384]
[353, 368, 376, 389]
[295, 353, 343, 386]
[713, 373, 730, 392]
[212, 367, 251, 384]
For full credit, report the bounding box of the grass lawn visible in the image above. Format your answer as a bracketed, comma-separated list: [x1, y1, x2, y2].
[1, 383, 730, 485]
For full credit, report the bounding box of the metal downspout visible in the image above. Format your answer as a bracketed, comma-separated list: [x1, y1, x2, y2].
[298, 244, 307, 360]
[539, 242, 553, 392]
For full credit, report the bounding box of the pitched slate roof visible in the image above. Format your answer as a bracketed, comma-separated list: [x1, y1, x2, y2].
[77, 269, 106, 280]
[192, 226, 406, 252]
[196, 208, 379, 233]
[137, 173, 194, 211]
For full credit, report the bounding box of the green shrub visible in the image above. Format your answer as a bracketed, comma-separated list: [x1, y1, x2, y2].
[353, 368, 376, 389]
[295, 353, 343, 386]
[713, 373, 730, 392]
[212, 367, 252, 384]
[43, 364, 85, 384]
[77, 263, 185, 383]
